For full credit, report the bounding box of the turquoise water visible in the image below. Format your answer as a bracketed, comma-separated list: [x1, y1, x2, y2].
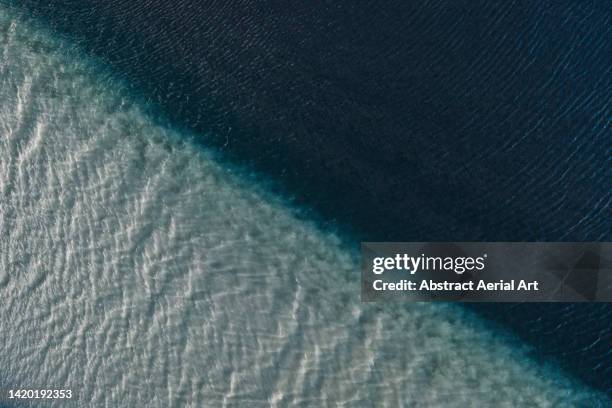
[0, 5, 609, 407]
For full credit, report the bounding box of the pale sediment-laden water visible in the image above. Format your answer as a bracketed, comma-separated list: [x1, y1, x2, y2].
[0, 6, 609, 407]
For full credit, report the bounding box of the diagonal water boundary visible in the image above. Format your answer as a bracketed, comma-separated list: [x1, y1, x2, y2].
[0, 2, 610, 406]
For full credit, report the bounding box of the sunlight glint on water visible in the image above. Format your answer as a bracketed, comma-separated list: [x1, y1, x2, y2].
[0, 6, 608, 407]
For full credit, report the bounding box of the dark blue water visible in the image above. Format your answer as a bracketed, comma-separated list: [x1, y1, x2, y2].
[11, 0, 612, 396]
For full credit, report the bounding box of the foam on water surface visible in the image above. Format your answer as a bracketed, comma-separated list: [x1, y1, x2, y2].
[0, 5, 608, 407]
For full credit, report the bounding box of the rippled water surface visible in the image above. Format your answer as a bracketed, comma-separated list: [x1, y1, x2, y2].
[0, 3, 610, 407]
[9, 0, 612, 393]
